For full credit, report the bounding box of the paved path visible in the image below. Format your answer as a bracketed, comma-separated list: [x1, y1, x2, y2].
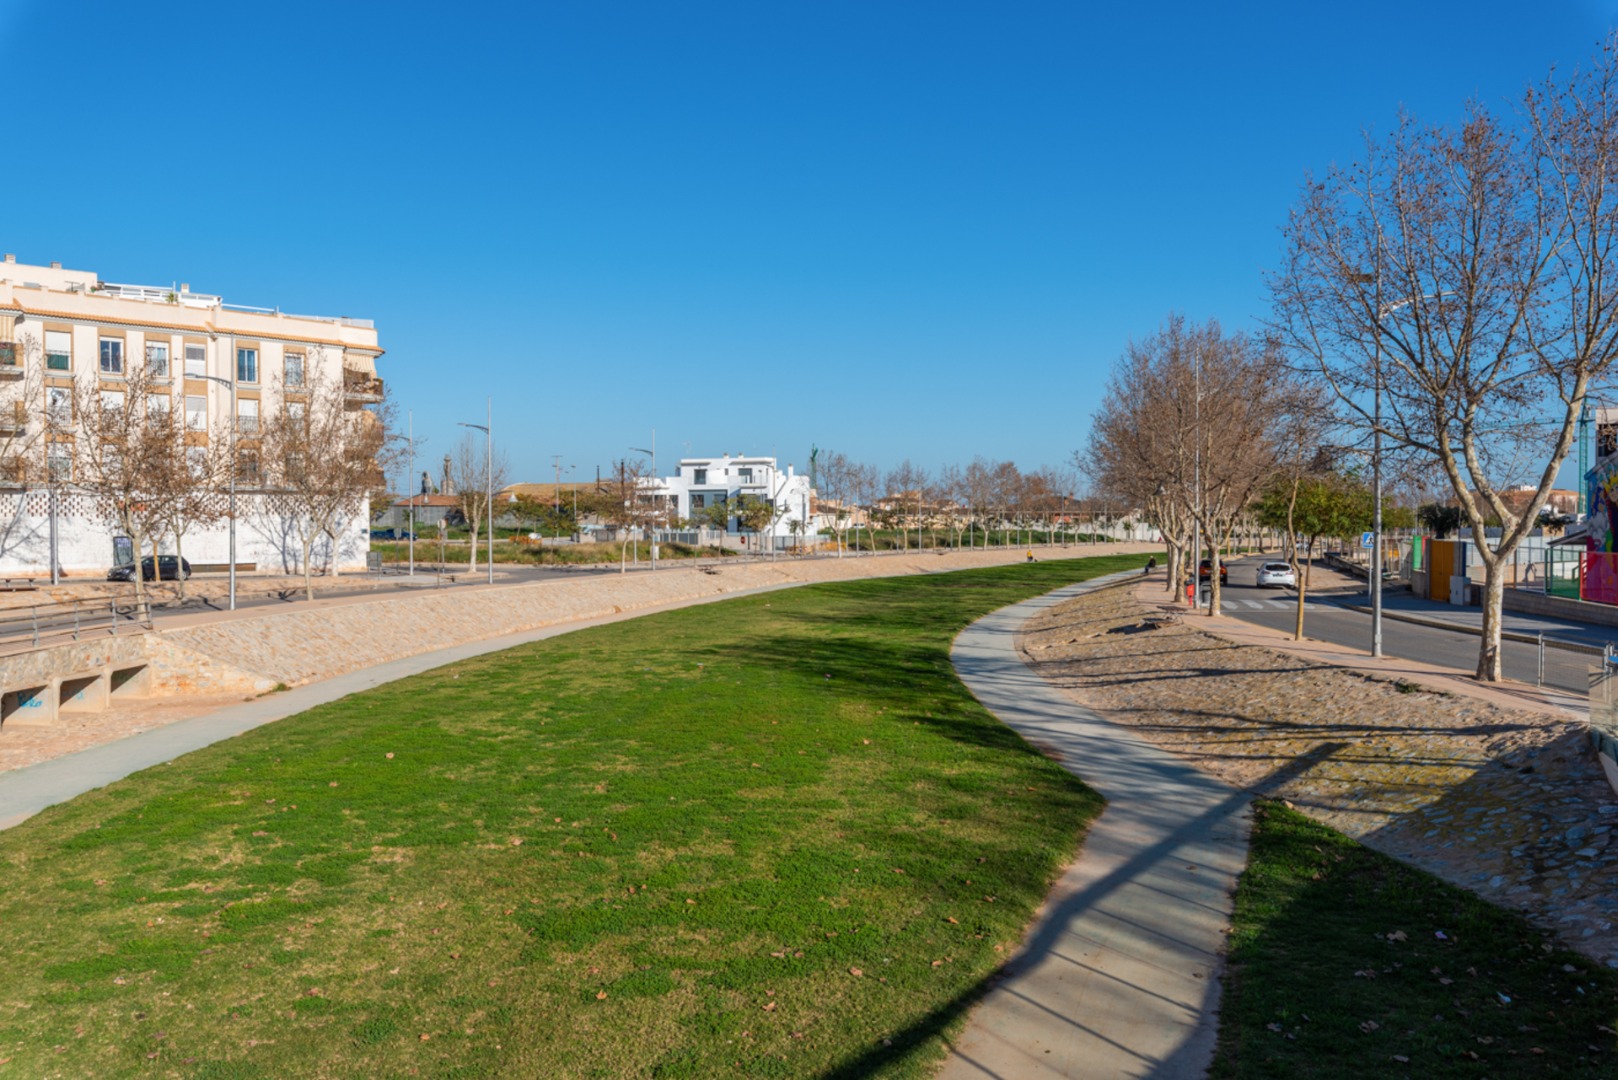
[939, 576, 1253, 1080]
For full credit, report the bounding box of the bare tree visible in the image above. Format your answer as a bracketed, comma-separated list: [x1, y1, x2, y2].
[449, 433, 510, 575]
[152, 399, 229, 602]
[814, 450, 861, 557]
[885, 459, 929, 551]
[261, 367, 396, 600]
[1088, 315, 1309, 614]
[1271, 40, 1618, 679]
[73, 363, 183, 611]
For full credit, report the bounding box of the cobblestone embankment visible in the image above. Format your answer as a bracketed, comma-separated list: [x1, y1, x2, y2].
[1018, 584, 1618, 968]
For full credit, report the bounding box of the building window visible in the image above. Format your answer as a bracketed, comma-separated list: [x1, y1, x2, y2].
[737, 468, 754, 482]
[99, 337, 124, 375]
[285, 352, 305, 387]
[45, 330, 71, 372]
[47, 443, 71, 482]
[237, 449, 261, 484]
[147, 394, 171, 426]
[184, 342, 207, 378]
[237, 398, 259, 434]
[185, 394, 207, 431]
[99, 389, 124, 415]
[693, 468, 707, 485]
[289, 400, 307, 423]
[146, 342, 169, 378]
[236, 347, 258, 384]
[690, 493, 706, 510]
[46, 387, 72, 426]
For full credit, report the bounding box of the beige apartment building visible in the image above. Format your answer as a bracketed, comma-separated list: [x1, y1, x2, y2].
[0, 255, 385, 575]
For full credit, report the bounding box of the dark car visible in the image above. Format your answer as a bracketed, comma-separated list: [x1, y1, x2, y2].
[107, 556, 192, 582]
[1197, 559, 1229, 584]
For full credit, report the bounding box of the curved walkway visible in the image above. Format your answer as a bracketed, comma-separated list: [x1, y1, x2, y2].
[939, 577, 1253, 1080]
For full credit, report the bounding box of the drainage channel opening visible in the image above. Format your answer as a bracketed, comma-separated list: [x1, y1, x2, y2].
[110, 665, 150, 699]
[2, 686, 50, 724]
[58, 674, 105, 713]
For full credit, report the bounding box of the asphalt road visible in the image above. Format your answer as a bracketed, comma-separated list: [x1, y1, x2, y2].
[1211, 555, 1597, 695]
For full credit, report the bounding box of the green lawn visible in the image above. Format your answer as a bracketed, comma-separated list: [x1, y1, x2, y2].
[1213, 800, 1618, 1078]
[0, 556, 1138, 1078]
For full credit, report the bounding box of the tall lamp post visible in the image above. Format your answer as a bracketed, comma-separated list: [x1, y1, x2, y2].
[631, 429, 657, 570]
[195, 371, 239, 611]
[1352, 271, 1453, 658]
[457, 398, 494, 585]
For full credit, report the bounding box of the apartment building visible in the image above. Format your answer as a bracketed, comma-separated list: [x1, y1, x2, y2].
[654, 455, 817, 538]
[0, 255, 384, 575]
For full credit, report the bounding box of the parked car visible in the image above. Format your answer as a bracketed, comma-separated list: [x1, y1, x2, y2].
[1197, 559, 1229, 584]
[107, 556, 192, 582]
[370, 528, 416, 541]
[1255, 561, 1297, 589]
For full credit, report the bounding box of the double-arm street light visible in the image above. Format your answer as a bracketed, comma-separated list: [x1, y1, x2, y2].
[457, 397, 495, 586]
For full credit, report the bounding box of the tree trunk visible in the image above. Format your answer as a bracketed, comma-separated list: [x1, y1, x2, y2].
[467, 518, 480, 574]
[1476, 561, 1507, 681]
[302, 530, 316, 602]
[173, 531, 187, 602]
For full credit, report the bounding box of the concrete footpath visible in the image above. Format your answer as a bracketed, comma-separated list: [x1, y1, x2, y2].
[938, 575, 1252, 1080]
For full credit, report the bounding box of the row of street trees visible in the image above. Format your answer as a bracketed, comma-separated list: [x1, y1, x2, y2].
[0, 346, 395, 606]
[1086, 35, 1618, 682]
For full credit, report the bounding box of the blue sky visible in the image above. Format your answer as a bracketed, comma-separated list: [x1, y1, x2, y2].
[3, 0, 1615, 491]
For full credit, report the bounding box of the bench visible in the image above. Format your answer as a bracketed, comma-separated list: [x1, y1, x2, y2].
[191, 563, 258, 574]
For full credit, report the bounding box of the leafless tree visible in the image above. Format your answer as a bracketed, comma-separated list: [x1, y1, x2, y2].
[261, 367, 396, 600]
[1087, 315, 1310, 614]
[885, 459, 929, 551]
[814, 449, 861, 557]
[1270, 39, 1618, 679]
[73, 363, 184, 610]
[449, 432, 510, 575]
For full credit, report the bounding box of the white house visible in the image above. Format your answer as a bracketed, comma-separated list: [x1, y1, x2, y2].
[653, 455, 818, 540]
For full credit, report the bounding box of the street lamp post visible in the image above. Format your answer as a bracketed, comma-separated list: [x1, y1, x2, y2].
[631, 429, 657, 570]
[407, 410, 415, 577]
[195, 371, 238, 611]
[457, 399, 495, 586]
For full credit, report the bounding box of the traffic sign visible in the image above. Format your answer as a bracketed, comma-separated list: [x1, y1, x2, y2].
[1360, 531, 1375, 548]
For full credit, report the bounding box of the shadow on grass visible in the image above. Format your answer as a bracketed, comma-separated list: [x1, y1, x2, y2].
[816, 748, 1342, 1079]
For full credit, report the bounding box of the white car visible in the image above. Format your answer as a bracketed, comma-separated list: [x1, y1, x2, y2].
[1255, 561, 1296, 588]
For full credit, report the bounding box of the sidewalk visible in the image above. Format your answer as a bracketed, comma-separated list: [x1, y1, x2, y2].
[939, 574, 1249, 1079]
[1143, 574, 1588, 720]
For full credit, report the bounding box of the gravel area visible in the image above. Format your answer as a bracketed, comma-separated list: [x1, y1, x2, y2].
[1019, 583, 1618, 969]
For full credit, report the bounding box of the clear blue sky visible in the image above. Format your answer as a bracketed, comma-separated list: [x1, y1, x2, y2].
[4, 0, 1614, 492]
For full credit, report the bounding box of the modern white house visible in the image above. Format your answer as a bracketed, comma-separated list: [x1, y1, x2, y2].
[0, 254, 385, 576]
[652, 455, 819, 541]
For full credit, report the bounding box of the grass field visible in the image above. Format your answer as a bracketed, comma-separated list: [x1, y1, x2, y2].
[1212, 799, 1618, 1078]
[0, 555, 1139, 1078]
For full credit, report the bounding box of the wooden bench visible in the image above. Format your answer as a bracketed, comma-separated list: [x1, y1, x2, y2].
[190, 563, 258, 574]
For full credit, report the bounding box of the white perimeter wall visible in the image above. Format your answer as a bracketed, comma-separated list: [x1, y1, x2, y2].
[0, 489, 370, 576]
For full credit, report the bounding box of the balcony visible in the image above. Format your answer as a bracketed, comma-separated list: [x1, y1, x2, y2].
[343, 367, 384, 404]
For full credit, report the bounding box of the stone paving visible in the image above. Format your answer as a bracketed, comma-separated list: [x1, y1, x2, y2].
[1017, 581, 1618, 969]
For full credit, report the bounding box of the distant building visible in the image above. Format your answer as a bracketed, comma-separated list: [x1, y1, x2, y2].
[654, 455, 817, 539]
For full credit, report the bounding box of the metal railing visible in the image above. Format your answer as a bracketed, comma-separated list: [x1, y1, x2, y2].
[0, 596, 153, 651]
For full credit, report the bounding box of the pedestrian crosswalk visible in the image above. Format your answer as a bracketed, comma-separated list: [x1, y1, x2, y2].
[1223, 598, 1326, 610]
